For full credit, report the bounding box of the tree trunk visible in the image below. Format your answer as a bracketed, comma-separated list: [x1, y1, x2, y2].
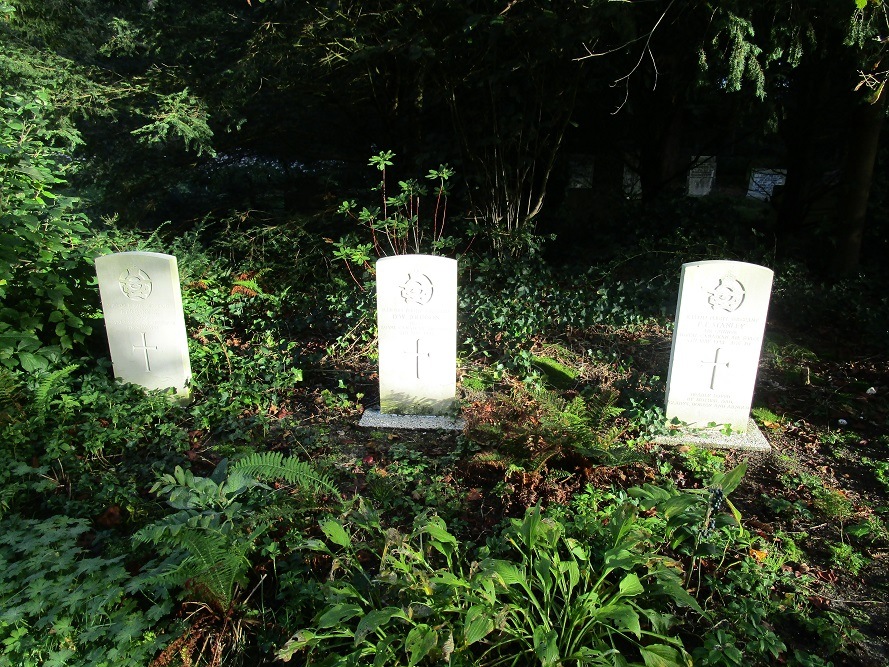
[831, 83, 888, 278]
[639, 101, 686, 202]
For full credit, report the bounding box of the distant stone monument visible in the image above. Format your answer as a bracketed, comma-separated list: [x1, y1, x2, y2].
[95, 252, 192, 402]
[623, 164, 642, 199]
[746, 168, 786, 201]
[567, 154, 595, 189]
[359, 254, 462, 430]
[687, 157, 716, 197]
[661, 260, 774, 450]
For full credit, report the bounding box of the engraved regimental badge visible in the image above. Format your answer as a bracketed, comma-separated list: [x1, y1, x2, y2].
[119, 268, 153, 301]
[399, 273, 434, 305]
[707, 277, 745, 312]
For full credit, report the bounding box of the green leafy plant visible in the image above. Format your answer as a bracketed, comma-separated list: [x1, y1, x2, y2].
[811, 487, 855, 542]
[277, 508, 473, 665]
[32, 363, 78, 422]
[0, 91, 99, 372]
[532, 385, 626, 461]
[0, 515, 171, 667]
[628, 463, 747, 579]
[861, 455, 889, 493]
[137, 454, 338, 609]
[336, 151, 457, 266]
[0, 367, 20, 425]
[676, 446, 726, 483]
[828, 541, 868, 575]
[474, 504, 697, 667]
[279, 502, 699, 666]
[135, 454, 339, 666]
[130, 88, 216, 156]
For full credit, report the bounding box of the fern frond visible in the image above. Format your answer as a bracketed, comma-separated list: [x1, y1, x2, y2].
[173, 529, 250, 609]
[0, 368, 17, 402]
[0, 368, 21, 424]
[585, 389, 622, 432]
[232, 452, 340, 498]
[35, 364, 78, 418]
[140, 527, 251, 610]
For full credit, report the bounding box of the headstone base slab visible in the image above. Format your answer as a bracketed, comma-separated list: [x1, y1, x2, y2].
[653, 419, 770, 451]
[359, 407, 464, 431]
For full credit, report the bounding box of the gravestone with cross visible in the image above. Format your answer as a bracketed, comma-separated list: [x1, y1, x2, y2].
[374, 254, 458, 416]
[664, 260, 773, 435]
[95, 252, 192, 402]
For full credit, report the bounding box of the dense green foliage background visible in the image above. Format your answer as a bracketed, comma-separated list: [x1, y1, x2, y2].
[2, 1, 889, 666]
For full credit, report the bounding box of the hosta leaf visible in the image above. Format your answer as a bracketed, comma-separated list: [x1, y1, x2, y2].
[482, 558, 526, 586]
[639, 643, 690, 667]
[639, 608, 676, 636]
[406, 624, 438, 667]
[277, 629, 317, 661]
[564, 558, 580, 591]
[533, 557, 555, 594]
[317, 603, 362, 629]
[725, 498, 742, 526]
[618, 572, 644, 597]
[532, 626, 560, 667]
[599, 604, 641, 639]
[660, 495, 699, 518]
[373, 636, 400, 667]
[354, 607, 405, 645]
[319, 519, 352, 549]
[712, 462, 747, 496]
[463, 605, 495, 646]
[602, 548, 637, 573]
[564, 537, 590, 562]
[649, 576, 703, 614]
[430, 571, 470, 588]
[301, 538, 332, 554]
[423, 521, 457, 545]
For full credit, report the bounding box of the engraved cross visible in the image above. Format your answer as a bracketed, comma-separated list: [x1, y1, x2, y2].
[133, 332, 158, 372]
[404, 338, 431, 379]
[700, 348, 730, 390]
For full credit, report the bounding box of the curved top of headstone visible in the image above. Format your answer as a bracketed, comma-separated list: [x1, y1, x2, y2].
[95, 251, 176, 265]
[677, 260, 773, 317]
[681, 259, 773, 276]
[95, 251, 182, 307]
[376, 254, 457, 268]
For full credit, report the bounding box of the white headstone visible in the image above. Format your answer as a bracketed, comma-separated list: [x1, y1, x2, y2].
[665, 260, 773, 433]
[375, 255, 457, 415]
[687, 157, 716, 197]
[95, 252, 192, 402]
[746, 168, 786, 201]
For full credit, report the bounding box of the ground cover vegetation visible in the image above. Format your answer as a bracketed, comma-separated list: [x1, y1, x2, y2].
[2, 0, 889, 665]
